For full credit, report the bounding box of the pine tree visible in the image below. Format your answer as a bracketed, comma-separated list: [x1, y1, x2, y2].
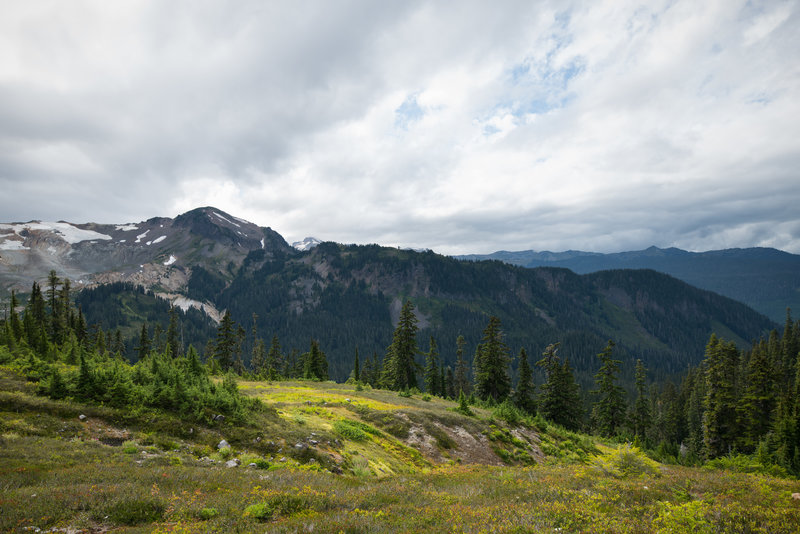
[537, 343, 583, 430]
[8, 291, 24, 341]
[303, 339, 328, 381]
[702, 334, 740, 458]
[739, 340, 777, 451]
[473, 316, 510, 402]
[382, 300, 419, 390]
[513, 348, 536, 414]
[631, 359, 651, 441]
[445, 366, 455, 398]
[214, 311, 237, 371]
[136, 323, 151, 360]
[454, 335, 470, 396]
[266, 335, 282, 380]
[424, 336, 440, 395]
[166, 307, 181, 358]
[353, 347, 360, 382]
[591, 340, 627, 437]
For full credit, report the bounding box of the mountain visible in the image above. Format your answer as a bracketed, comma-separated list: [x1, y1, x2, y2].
[292, 236, 322, 251]
[0, 206, 292, 315]
[1, 208, 776, 385]
[457, 246, 800, 323]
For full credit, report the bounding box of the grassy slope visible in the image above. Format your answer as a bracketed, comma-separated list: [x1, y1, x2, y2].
[2, 370, 800, 533]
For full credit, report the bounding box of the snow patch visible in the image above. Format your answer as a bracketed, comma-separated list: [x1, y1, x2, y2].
[212, 211, 240, 227]
[135, 230, 149, 243]
[261, 238, 265, 249]
[151, 235, 167, 245]
[115, 225, 138, 231]
[119, 239, 126, 243]
[292, 237, 322, 251]
[0, 222, 112, 244]
[0, 239, 28, 251]
[163, 255, 177, 266]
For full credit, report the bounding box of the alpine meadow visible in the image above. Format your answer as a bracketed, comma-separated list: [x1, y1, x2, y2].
[2, 207, 800, 532]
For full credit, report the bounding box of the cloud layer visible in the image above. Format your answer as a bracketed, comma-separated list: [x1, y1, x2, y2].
[1, 0, 798, 254]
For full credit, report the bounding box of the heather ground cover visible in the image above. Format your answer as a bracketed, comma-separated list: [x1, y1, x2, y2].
[2, 370, 800, 533]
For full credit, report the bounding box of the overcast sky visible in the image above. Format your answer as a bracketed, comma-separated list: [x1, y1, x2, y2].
[1, 1, 798, 255]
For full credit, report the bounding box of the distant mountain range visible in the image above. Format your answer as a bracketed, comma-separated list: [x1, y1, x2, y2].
[457, 247, 800, 323]
[0, 207, 776, 385]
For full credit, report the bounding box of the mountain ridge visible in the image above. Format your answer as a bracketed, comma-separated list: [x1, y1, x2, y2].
[456, 246, 800, 322]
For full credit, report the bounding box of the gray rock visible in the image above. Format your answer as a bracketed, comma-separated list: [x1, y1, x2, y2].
[224, 459, 240, 468]
[212, 414, 225, 422]
[309, 440, 319, 445]
[217, 439, 230, 450]
[279, 457, 287, 462]
[295, 442, 306, 450]
[78, 414, 87, 421]
[248, 462, 258, 468]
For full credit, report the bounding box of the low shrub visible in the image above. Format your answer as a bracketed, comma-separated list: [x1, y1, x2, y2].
[199, 507, 219, 520]
[106, 498, 165, 525]
[590, 444, 661, 478]
[243, 494, 309, 522]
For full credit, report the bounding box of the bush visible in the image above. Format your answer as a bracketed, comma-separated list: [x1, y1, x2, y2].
[590, 444, 661, 478]
[492, 400, 523, 426]
[106, 498, 165, 525]
[199, 507, 219, 520]
[122, 440, 138, 454]
[334, 419, 368, 441]
[243, 494, 309, 522]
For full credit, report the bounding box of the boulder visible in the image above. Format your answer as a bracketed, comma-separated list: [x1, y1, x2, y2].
[224, 459, 240, 468]
[78, 414, 87, 421]
[217, 439, 230, 450]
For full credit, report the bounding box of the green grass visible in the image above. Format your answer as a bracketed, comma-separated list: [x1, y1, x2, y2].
[2, 369, 800, 532]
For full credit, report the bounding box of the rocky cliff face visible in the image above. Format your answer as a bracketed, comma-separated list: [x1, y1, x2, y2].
[0, 207, 292, 301]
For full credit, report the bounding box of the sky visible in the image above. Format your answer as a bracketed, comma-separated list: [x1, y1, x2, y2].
[1, 0, 798, 255]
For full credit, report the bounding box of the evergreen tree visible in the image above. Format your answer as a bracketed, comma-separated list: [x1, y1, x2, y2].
[513, 348, 536, 414]
[631, 359, 651, 440]
[454, 334, 470, 396]
[537, 343, 583, 430]
[445, 366, 455, 399]
[214, 311, 237, 371]
[591, 340, 627, 437]
[473, 316, 510, 402]
[136, 323, 151, 360]
[266, 335, 282, 380]
[702, 334, 740, 458]
[303, 339, 328, 380]
[8, 291, 23, 341]
[353, 347, 360, 382]
[166, 307, 181, 358]
[382, 300, 419, 390]
[739, 339, 777, 451]
[424, 336, 440, 395]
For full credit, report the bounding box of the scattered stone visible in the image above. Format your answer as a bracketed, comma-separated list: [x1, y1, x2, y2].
[248, 463, 258, 468]
[199, 456, 215, 463]
[295, 442, 307, 450]
[792, 492, 800, 500]
[279, 457, 287, 462]
[309, 440, 319, 446]
[212, 414, 225, 422]
[217, 439, 230, 450]
[78, 414, 87, 421]
[330, 466, 343, 475]
[189, 428, 193, 434]
[224, 459, 240, 468]
[255, 436, 261, 442]
[346, 398, 351, 403]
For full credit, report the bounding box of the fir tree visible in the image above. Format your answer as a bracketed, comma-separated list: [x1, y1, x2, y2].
[591, 340, 627, 437]
[214, 311, 237, 371]
[353, 347, 360, 382]
[266, 335, 282, 380]
[382, 300, 419, 390]
[537, 343, 583, 430]
[473, 316, 510, 402]
[303, 339, 328, 380]
[454, 335, 470, 396]
[739, 340, 777, 451]
[513, 348, 536, 414]
[424, 336, 440, 395]
[166, 307, 181, 358]
[136, 323, 151, 360]
[631, 359, 651, 441]
[702, 334, 740, 458]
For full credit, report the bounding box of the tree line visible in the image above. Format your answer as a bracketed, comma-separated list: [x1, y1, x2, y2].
[3, 274, 799, 476]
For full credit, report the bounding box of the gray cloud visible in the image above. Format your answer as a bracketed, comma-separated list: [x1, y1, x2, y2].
[1, 0, 798, 253]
